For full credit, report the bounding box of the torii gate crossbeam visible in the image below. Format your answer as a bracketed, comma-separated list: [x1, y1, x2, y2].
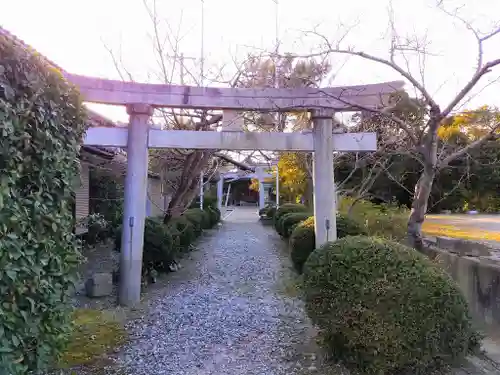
[67, 74, 404, 306]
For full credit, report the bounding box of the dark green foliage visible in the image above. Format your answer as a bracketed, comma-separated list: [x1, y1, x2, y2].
[206, 206, 221, 227]
[0, 35, 87, 373]
[140, 218, 176, 272]
[184, 208, 211, 231]
[115, 218, 175, 274]
[303, 236, 480, 375]
[88, 167, 123, 239]
[114, 207, 222, 276]
[280, 211, 311, 238]
[266, 206, 276, 218]
[182, 209, 204, 236]
[190, 194, 218, 210]
[166, 216, 195, 252]
[274, 203, 307, 234]
[289, 214, 364, 273]
[259, 204, 276, 217]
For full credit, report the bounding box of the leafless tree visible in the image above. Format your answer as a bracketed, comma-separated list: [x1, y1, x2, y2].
[289, 1, 500, 249]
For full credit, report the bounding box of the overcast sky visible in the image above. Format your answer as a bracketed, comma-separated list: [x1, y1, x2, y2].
[2, 0, 499, 123]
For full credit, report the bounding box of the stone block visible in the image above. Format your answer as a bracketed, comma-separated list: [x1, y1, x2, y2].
[435, 236, 492, 257]
[85, 272, 113, 298]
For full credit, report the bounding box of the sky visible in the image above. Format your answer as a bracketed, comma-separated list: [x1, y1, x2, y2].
[1, 0, 499, 124]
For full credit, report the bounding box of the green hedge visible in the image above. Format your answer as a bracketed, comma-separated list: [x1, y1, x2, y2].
[190, 194, 218, 210]
[289, 214, 365, 273]
[115, 207, 221, 277]
[266, 206, 276, 219]
[115, 218, 176, 274]
[166, 216, 195, 252]
[259, 204, 276, 217]
[183, 208, 211, 231]
[303, 236, 480, 375]
[0, 34, 87, 373]
[274, 203, 308, 235]
[280, 211, 312, 238]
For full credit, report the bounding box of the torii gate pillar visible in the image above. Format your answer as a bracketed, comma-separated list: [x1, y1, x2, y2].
[119, 104, 153, 306]
[217, 177, 224, 211]
[312, 109, 336, 247]
[256, 167, 266, 210]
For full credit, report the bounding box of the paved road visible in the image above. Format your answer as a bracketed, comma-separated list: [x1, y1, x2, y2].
[426, 214, 500, 233]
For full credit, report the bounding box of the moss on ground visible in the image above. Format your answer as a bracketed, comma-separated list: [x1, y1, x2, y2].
[58, 309, 128, 368]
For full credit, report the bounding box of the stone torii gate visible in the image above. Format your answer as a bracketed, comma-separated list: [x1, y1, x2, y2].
[66, 73, 403, 306]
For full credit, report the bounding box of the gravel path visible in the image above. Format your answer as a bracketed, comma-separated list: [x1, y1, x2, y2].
[106, 207, 333, 375]
[86, 207, 500, 375]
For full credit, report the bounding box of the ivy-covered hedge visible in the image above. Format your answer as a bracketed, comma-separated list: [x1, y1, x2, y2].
[0, 34, 87, 373]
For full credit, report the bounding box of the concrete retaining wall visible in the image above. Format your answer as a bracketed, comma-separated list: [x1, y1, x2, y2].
[423, 237, 500, 331]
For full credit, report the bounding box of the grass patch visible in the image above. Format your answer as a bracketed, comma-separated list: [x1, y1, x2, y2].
[58, 309, 128, 368]
[422, 222, 500, 242]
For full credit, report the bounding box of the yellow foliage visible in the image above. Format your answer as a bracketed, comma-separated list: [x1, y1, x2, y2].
[438, 105, 500, 141]
[250, 152, 309, 203]
[422, 222, 500, 242]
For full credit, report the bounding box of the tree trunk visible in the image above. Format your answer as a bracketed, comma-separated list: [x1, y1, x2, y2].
[408, 114, 440, 251]
[407, 166, 435, 251]
[163, 151, 212, 224]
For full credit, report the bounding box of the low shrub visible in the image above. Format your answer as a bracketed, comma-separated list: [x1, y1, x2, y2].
[114, 217, 176, 274]
[190, 194, 218, 210]
[274, 203, 308, 234]
[302, 236, 480, 375]
[183, 208, 211, 231]
[290, 214, 364, 273]
[182, 209, 205, 236]
[259, 204, 276, 218]
[166, 216, 195, 252]
[280, 212, 312, 238]
[266, 206, 276, 219]
[338, 197, 408, 241]
[206, 206, 221, 227]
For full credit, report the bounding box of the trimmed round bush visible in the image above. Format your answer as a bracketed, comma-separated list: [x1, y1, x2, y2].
[303, 236, 480, 375]
[259, 207, 268, 216]
[115, 218, 175, 273]
[266, 206, 276, 219]
[290, 214, 364, 273]
[206, 206, 221, 227]
[274, 203, 308, 234]
[183, 208, 209, 234]
[0, 33, 87, 373]
[280, 212, 312, 238]
[166, 216, 195, 251]
[259, 204, 276, 218]
[212, 207, 221, 222]
[190, 194, 218, 210]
